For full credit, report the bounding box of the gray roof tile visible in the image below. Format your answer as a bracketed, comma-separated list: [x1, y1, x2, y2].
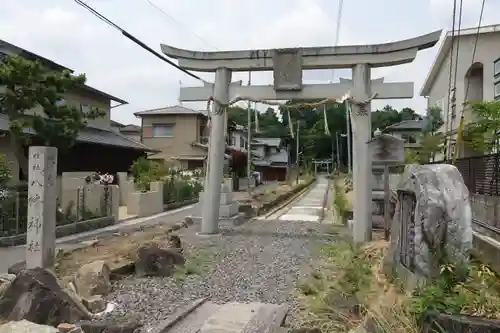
[134, 105, 208, 116]
[384, 120, 425, 131]
[253, 137, 282, 147]
[0, 114, 155, 152]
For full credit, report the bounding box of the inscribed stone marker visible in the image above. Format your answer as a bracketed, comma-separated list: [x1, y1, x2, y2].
[26, 146, 58, 270]
[385, 164, 472, 284]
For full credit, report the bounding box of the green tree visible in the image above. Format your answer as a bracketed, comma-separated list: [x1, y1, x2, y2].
[423, 106, 444, 135]
[462, 100, 500, 153]
[418, 106, 445, 162]
[0, 55, 103, 177]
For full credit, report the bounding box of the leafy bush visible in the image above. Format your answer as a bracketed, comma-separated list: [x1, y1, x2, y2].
[408, 260, 500, 319]
[130, 157, 170, 191]
[333, 181, 349, 219]
[163, 168, 203, 204]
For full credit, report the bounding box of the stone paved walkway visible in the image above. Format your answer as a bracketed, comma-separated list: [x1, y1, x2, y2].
[279, 177, 329, 222]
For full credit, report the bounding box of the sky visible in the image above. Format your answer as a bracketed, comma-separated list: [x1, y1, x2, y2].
[1, 0, 499, 126]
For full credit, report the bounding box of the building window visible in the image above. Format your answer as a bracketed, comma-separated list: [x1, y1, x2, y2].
[240, 137, 245, 148]
[230, 135, 236, 146]
[152, 124, 174, 137]
[494, 58, 500, 77]
[80, 104, 90, 113]
[495, 81, 500, 100]
[56, 99, 66, 106]
[402, 134, 417, 144]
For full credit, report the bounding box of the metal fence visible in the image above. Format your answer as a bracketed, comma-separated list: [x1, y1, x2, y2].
[0, 187, 28, 237]
[0, 184, 114, 237]
[432, 153, 500, 196]
[431, 154, 500, 232]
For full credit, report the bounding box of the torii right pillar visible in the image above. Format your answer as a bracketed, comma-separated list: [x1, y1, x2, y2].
[350, 64, 372, 243]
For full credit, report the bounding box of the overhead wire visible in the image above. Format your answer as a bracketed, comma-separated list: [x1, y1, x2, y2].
[450, 0, 464, 163]
[331, 0, 344, 83]
[140, 0, 220, 50]
[453, 0, 486, 162]
[73, 0, 203, 81]
[444, 0, 458, 159]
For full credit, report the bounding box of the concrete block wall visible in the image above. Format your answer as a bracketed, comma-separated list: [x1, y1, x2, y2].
[60, 172, 119, 221]
[127, 181, 164, 217]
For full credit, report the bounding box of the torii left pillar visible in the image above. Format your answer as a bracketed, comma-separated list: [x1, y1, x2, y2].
[350, 64, 372, 243]
[201, 68, 231, 234]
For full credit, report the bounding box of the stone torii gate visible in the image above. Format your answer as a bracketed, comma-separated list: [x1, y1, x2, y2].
[313, 159, 333, 174]
[160, 30, 441, 242]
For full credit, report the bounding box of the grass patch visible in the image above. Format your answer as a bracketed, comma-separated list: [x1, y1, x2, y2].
[295, 237, 381, 332]
[296, 233, 500, 333]
[333, 180, 349, 224]
[173, 246, 216, 282]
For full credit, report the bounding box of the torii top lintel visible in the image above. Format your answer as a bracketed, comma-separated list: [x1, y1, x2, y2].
[160, 30, 442, 72]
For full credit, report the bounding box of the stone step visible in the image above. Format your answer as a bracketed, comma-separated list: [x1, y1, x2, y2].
[201, 302, 289, 333]
[154, 301, 288, 333]
[151, 299, 222, 333]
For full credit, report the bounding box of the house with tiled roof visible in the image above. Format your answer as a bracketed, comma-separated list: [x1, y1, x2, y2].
[0, 38, 156, 183]
[252, 137, 289, 181]
[383, 119, 425, 149]
[134, 105, 212, 169]
[134, 105, 289, 178]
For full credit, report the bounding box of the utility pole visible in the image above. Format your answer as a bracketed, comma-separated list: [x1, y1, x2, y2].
[295, 120, 300, 184]
[336, 131, 340, 169]
[246, 71, 252, 194]
[346, 100, 352, 172]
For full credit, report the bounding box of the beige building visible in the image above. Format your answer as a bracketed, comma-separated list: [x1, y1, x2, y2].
[134, 105, 210, 169]
[420, 24, 500, 158]
[0, 38, 154, 182]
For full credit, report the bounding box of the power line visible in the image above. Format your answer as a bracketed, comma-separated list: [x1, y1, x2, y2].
[73, 0, 203, 81]
[444, 0, 458, 158]
[463, 0, 486, 103]
[452, 0, 464, 93]
[331, 0, 344, 82]
[453, 0, 486, 163]
[140, 0, 219, 50]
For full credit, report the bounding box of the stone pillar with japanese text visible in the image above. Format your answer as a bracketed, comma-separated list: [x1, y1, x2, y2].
[26, 146, 58, 269]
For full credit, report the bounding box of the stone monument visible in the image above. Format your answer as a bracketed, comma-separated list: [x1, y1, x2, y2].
[26, 146, 58, 270]
[160, 30, 442, 241]
[384, 164, 473, 287]
[368, 133, 404, 236]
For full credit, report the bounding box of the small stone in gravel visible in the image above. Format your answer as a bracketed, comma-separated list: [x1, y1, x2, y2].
[57, 323, 76, 333]
[82, 295, 106, 313]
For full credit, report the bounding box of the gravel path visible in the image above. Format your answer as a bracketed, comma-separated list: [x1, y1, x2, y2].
[104, 219, 337, 332]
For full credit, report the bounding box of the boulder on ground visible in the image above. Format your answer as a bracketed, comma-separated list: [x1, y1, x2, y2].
[165, 234, 183, 253]
[0, 319, 59, 333]
[0, 274, 15, 298]
[8, 261, 25, 276]
[73, 260, 112, 299]
[0, 268, 92, 326]
[135, 242, 185, 277]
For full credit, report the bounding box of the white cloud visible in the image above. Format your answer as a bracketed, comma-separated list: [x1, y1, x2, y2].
[1, 0, 497, 125]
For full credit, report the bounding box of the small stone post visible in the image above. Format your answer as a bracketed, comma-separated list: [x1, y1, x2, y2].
[26, 146, 58, 269]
